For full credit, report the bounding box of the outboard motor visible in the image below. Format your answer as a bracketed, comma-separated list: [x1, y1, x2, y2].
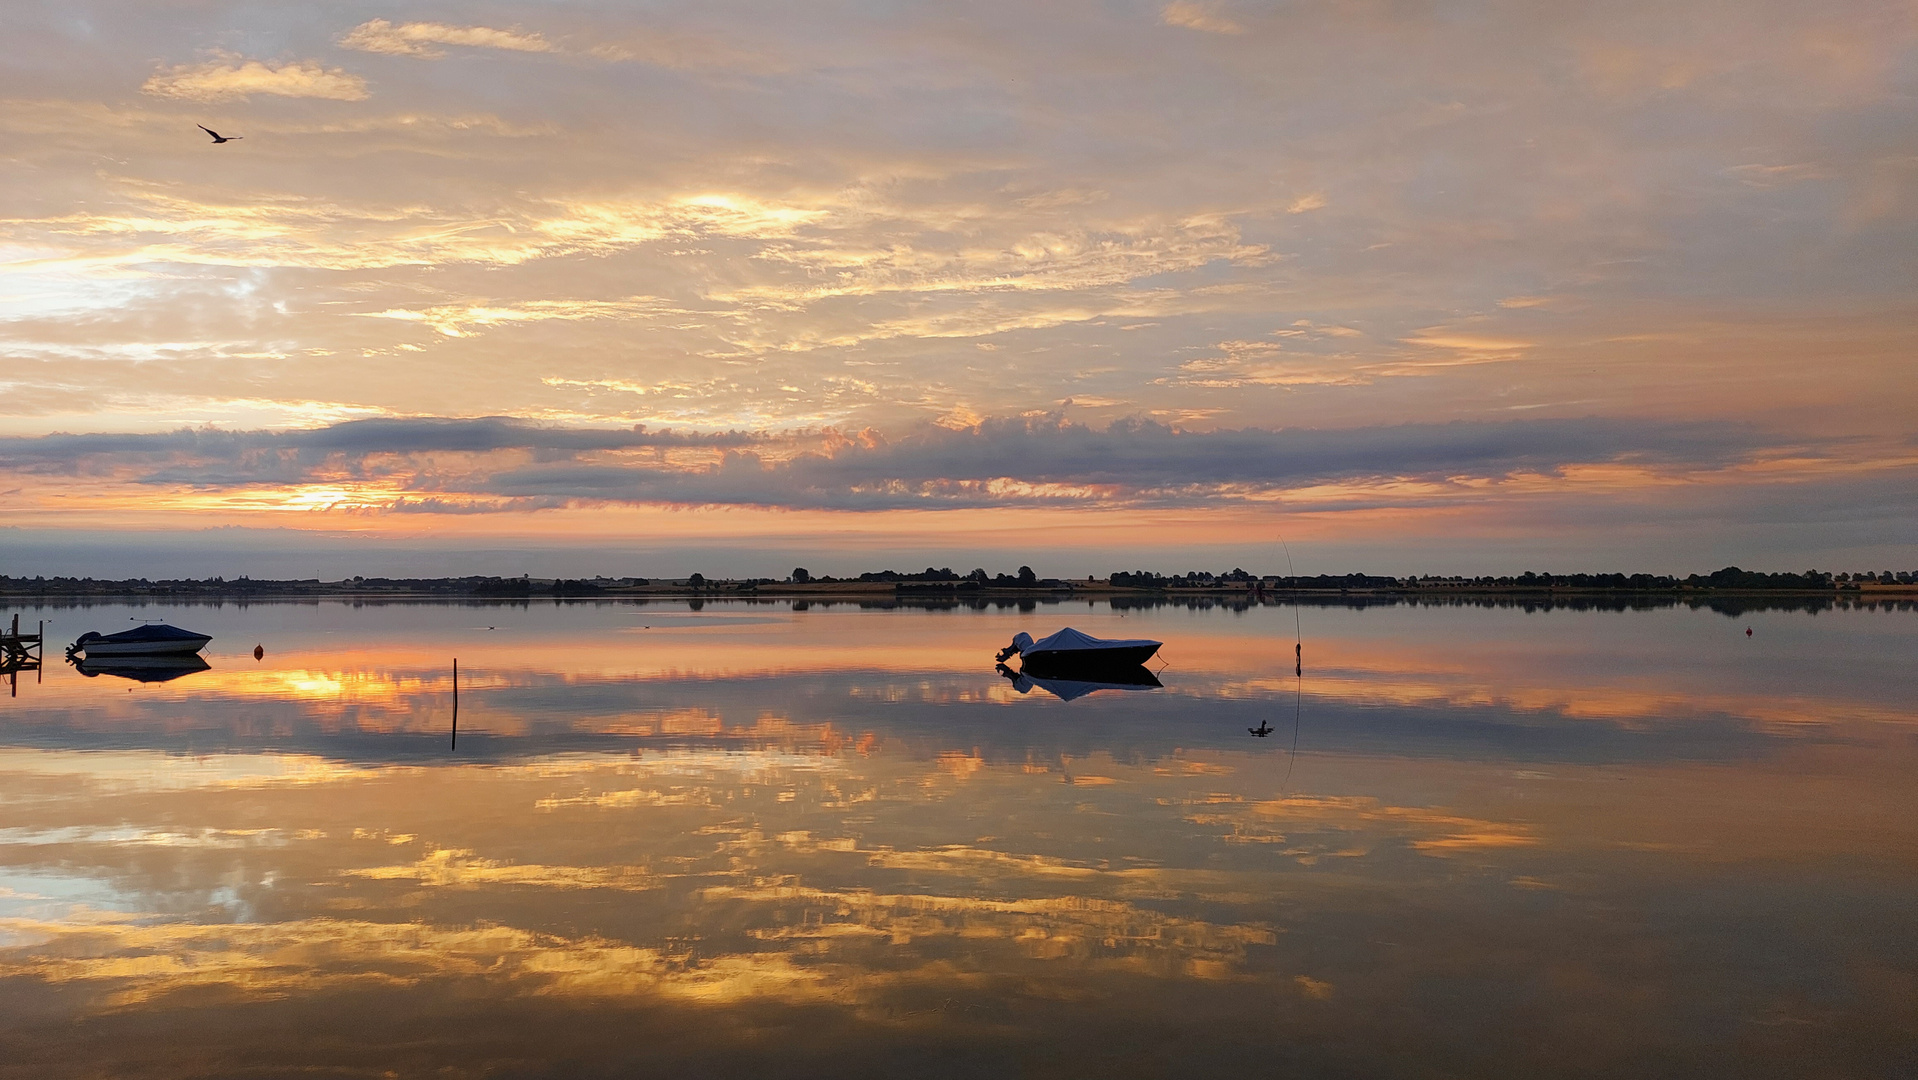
[995, 631, 1034, 663]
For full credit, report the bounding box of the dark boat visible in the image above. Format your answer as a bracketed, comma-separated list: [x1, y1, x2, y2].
[995, 627, 1162, 673]
[74, 654, 211, 684]
[69, 623, 212, 657]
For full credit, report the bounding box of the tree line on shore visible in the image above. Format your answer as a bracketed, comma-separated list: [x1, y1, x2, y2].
[2, 564, 1912, 598]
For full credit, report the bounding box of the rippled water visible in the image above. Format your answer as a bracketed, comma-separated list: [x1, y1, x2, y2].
[0, 598, 1913, 1078]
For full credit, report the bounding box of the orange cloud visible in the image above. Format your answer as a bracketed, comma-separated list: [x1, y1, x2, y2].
[1161, 2, 1245, 34]
[340, 19, 557, 58]
[142, 55, 369, 102]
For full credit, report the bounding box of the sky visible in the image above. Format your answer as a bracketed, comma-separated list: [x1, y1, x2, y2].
[2, 0, 1915, 579]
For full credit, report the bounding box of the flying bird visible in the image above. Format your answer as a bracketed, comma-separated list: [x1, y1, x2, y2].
[197, 124, 241, 144]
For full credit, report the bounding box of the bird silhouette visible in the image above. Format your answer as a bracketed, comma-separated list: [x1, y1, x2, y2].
[198, 124, 242, 144]
[1249, 721, 1274, 737]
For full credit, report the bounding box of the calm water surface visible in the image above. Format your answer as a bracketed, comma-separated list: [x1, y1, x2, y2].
[0, 599, 1913, 1078]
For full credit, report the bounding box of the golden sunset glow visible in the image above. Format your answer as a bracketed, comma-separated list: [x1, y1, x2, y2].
[0, 0, 1911, 577]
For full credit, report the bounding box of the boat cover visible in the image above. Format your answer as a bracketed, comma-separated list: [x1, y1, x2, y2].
[80, 624, 210, 646]
[1022, 627, 1162, 654]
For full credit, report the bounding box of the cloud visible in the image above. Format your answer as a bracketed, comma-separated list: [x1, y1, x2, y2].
[339, 19, 557, 58]
[141, 56, 369, 102]
[722, 212, 1271, 307]
[0, 414, 1785, 515]
[3, 188, 846, 275]
[353, 298, 681, 338]
[751, 415, 1771, 500]
[1397, 328, 1537, 366]
[0, 417, 755, 469]
[1161, 2, 1244, 34]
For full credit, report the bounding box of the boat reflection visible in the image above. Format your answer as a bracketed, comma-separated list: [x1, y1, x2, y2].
[73, 654, 212, 684]
[996, 661, 1162, 701]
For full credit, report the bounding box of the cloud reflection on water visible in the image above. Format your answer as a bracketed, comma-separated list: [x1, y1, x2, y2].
[0, 600, 1912, 1075]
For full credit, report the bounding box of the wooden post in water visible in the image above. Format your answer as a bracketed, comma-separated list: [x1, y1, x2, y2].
[450, 658, 459, 750]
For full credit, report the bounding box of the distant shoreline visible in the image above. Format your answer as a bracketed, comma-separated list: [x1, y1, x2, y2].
[3, 576, 1913, 602]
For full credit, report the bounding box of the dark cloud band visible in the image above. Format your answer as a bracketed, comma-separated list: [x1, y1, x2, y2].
[0, 414, 1786, 513]
[0, 417, 754, 467]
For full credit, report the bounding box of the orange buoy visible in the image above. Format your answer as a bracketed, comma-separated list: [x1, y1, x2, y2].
[1745, 627, 1752, 637]
[254, 644, 264, 660]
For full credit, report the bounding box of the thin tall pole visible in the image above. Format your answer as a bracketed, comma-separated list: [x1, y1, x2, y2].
[450, 658, 459, 750]
[1280, 535, 1304, 791]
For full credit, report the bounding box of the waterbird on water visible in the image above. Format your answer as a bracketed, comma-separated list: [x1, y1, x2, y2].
[197, 124, 241, 144]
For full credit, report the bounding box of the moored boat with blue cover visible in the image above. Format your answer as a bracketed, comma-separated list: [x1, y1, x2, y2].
[995, 626, 1162, 673]
[69, 623, 212, 658]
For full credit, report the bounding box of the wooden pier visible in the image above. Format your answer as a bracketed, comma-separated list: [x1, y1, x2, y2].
[1, 613, 43, 696]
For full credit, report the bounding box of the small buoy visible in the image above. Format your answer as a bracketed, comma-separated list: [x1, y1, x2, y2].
[254, 644, 264, 660]
[1745, 627, 1752, 637]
